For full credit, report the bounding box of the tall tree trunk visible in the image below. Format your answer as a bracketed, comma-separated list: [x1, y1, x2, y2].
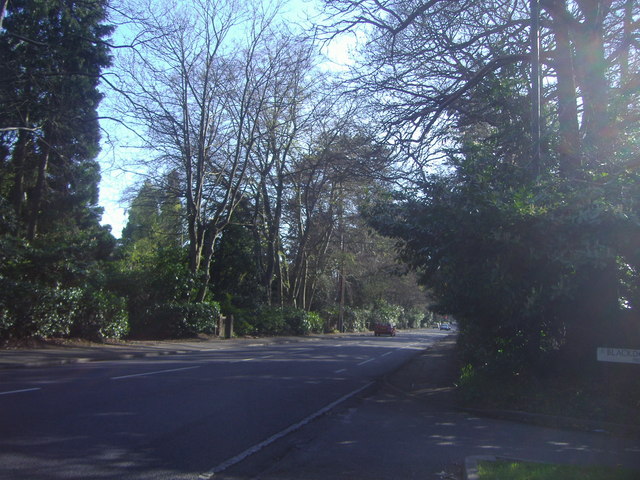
[188, 215, 204, 273]
[0, 0, 9, 29]
[26, 144, 50, 240]
[619, 0, 633, 84]
[271, 168, 285, 306]
[8, 127, 30, 219]
[615, 0, 636, 120]
[307, 223, 335, 311]
[298, 257, 308, 310]
[550, 3, 581, 177]
[259, 178, 275, 305]
[195, 226, 218, 302]
[574, 1, 612, 165]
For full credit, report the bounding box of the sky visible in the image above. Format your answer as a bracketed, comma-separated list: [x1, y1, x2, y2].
[96, 0, 357, 238]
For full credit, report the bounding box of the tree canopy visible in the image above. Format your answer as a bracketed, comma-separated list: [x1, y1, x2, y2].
[337, 0, 640, 372]
[1, 0, 637, 357]
[0, 0, 124, 340]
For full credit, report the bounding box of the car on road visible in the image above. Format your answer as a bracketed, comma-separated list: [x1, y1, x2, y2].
[374, 323, 397, 336]
[439, 323, 451, 330]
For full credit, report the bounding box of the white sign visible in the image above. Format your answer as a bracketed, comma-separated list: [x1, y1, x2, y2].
[597, 347, 640, 365]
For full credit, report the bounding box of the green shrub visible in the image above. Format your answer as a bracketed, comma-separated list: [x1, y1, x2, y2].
[284, 308, 324, 335]
[421, 311, 436, 327]
[0, 279, 81, 339]
[305, 311, 325, 334]
[70, 289, 129, 340]
[401, 308, 425, 329]
[232, 306, 324, 336]
[135, 301, 221, 339]
[342, 307, 370, 332]
[28, 286, 81, 337]
[0, 277, 130, 341]
[251, 306, 287, 336]
[232, 316, 255, 337]
[111, 246, 205, 336]
[369, 300, 404, 327]
[0, 305, 11, 339]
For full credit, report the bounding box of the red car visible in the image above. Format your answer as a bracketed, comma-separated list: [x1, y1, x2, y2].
[374, 323, 397, 336]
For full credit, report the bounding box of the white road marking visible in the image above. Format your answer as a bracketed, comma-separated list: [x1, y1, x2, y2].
[111, 366, 200, 380]
[0, 387, 41, 396]
[357, 358, 375, 366]
[381, 351, 393, 357]
[334, 368, 347, 373]
[199, 382, 374, 479]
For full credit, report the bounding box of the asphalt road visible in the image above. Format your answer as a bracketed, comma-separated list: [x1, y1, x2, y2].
[0, 329, 448, 479]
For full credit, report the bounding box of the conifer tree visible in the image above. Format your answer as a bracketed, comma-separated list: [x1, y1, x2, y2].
[0, 0, 116, 339]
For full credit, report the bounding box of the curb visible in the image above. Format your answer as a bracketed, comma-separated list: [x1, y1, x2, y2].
[458, 406, 640, 439]
[464, 456, 550, 480]
[377, 338, 640, 440]
[0, 331, 374, 370]
[13, 349, 193, 369]
[464, 455, 496, 480]
[381, 335, 457, 400]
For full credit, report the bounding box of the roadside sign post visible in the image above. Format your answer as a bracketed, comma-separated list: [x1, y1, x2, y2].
[597, 347, 640, 365]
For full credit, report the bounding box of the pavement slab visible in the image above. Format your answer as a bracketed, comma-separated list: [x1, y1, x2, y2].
[214, 337, 640, 480]
[2, 333, 639, 480]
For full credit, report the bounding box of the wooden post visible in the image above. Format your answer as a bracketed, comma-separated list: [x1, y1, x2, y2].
[530, 0, 541, 176]
[225, 314, 234, 339]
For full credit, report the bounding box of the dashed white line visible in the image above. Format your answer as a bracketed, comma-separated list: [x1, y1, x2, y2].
[198, 381, 374, 479]
[357, 358, 375, 366]
[381, 351, 393, 357]
[0, 387, 41, 396]
[111, 366, 200, 380]
[334, 368, 347, 373]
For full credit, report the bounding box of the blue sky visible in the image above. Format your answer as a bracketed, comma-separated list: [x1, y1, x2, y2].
[97, 0, 356, 238]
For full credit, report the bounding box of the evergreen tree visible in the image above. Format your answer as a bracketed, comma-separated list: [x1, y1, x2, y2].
[1, 0, 113, 238]
[0, 0, 118, 340]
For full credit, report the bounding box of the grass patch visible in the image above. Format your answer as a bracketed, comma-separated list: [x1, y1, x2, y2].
[457, 361, 640, 426]
[477, 460, 638, 480]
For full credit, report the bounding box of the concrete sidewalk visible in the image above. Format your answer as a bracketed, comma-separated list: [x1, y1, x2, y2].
[214, 338, 640, 480]
[2, 335, 639, 479]
[0, 333, 368, 370]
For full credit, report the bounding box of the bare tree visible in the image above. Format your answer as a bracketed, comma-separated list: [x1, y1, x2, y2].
[245, 32, 324, 306]
[319, 0, 640, 177]
[320, 1, 529, 170]
[113, 0, 286, 301]
[284, 120, 392, 311]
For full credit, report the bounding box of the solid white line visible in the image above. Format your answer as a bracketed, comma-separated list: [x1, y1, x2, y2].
[198, 382, 374, 479]
[357, 358, 375, 366]
[0, 387, 41, 396]
[111, 366, 200, 380]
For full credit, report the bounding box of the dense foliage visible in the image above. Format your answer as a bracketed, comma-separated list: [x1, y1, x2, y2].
[0, 0, 123, 340]
[347, 0, 640, 378]
[9, 0, 635, 355]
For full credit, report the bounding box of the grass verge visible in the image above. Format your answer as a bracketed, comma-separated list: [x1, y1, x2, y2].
[457, 360, 640, 426]
[477, 460, 638, 480]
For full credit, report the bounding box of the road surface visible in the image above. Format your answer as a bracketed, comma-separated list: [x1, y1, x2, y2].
[0, 329, 448, 479]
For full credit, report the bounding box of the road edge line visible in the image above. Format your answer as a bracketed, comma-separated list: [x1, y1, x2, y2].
[198, 381, 374, 479]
